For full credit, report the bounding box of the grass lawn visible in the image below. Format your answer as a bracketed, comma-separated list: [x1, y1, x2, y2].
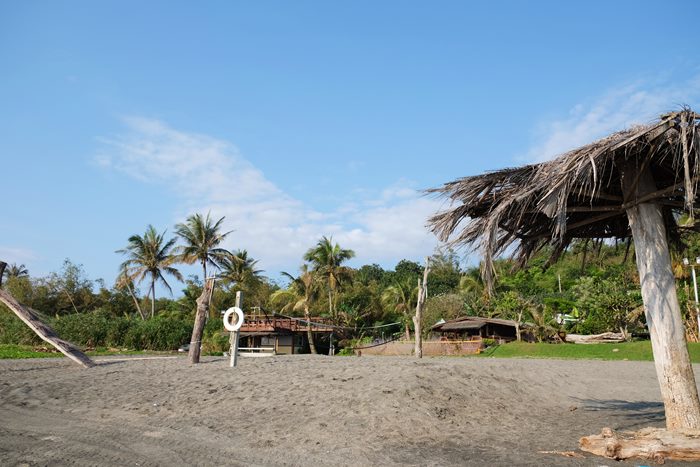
[479, 340, 700, 362]
[0, 344, 176, 359]
[0, 345, 64, 359]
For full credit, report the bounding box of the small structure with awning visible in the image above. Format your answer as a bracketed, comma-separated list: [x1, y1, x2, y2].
[237, 314, 335, 355]
[431, 316, 524, 343]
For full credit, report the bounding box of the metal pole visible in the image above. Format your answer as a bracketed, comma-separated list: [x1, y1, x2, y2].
[693, 266, 700, 337]
[230, 291, 242, 368]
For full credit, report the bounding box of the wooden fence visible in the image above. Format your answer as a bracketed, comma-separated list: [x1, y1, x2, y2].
[357, 339, 482, 356]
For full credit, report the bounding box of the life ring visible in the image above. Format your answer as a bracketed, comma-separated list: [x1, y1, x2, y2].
[223, 307, 244, 332]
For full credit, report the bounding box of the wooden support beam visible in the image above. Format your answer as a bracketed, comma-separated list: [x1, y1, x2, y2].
[623, 162, 700, 429]
[0, 289, 95, 368]
[565, 205, 622, 213]
[566, 211, 621, 232]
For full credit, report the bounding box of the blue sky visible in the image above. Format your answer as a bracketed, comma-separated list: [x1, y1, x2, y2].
[1, 1, 699, 291]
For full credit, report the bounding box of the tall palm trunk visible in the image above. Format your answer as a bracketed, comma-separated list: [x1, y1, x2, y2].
[203, 262, 215, 318]
[328, 289, 333, 319]
[150, 279, 156, 318]
[305, 305, 317, 354]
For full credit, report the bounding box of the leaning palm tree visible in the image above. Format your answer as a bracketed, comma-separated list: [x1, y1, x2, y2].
[271, 265, 320, 354]
[115, 265, 146, 320]
[303, 236, 355, 320]
[116, 225, 183, 318]
[174, 212, 232, 281]
[381, 278, 417, 341]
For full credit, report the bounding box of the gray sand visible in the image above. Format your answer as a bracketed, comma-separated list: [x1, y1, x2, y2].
[0, 355, 692, 466]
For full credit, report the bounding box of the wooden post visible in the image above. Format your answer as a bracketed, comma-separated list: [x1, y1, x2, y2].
[188, 278, 215, 364]
[413, 258, 430, 359]
[0, 289, 95, 368]
[230, 291, 242, 368]
[623, 164, 700, 430]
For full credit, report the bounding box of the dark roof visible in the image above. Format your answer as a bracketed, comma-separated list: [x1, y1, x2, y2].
[432, 316, 518, 332]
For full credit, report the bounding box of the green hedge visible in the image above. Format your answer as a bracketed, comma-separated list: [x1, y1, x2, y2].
[0, 307, 192, 351]
[0, 307, 42, 345]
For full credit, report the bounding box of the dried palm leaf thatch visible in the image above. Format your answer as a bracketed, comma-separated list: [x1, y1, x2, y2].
[428, 108, 700, 293]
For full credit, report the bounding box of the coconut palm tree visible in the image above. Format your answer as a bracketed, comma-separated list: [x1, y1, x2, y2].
[382, 278, 417, 340]
[218, 249, 264, 290]
[2, 262, 29, 287]
[174, 212, 232, 281]
[303, 236, 355, 320]
[117, 225, 183, 318]
[271, 265, 320, 354]
[4, 263, 29, 280]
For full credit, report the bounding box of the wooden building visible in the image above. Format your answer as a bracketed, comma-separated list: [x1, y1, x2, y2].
[238, 314, 335, 355]
[431, 316, 522, 343]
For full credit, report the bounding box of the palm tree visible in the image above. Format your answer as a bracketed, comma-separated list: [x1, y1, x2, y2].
[174, 212, 232, 281]
[271, 265, 320, 354]
[5, 263, 29, 280]
[303, 236, 355, 320]
[218, 249, 264, 290]
[382, 278, 417, 341]
[527, 305, 560, 343]
[117, 225, 183, 318]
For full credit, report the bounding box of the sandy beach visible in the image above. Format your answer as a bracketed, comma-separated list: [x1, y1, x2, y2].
[0, 354, 691, 466]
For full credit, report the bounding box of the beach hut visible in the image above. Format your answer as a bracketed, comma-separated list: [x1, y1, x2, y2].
[431, 316, 523, 343]
[428, 108, 700, 432]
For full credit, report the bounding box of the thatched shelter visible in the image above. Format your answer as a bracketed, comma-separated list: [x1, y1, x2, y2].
[428, 108, 700, 431]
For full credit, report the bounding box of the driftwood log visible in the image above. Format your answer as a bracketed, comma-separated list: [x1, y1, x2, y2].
[0, 289, 95, 368]
[565, 332, 626, 344]
[580, 427, 700, 463]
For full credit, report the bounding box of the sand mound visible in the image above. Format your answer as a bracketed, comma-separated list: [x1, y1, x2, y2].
[0, 355, 689, 465]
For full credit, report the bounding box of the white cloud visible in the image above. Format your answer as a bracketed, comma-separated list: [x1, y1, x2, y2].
[525, 73, 700, 162]
[97, 118, 442, 274]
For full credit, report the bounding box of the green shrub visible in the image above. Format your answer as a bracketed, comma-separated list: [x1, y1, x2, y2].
[123, 317, 192, 351]
[202, 318, 229, 354]
[52, 310, 113, 347]
[482, 338, 496, 347]
[0, 307, 42, 345]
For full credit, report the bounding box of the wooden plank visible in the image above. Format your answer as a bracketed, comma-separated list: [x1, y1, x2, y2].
[0, 289, 95, 368]
[230, 291, 242, 368]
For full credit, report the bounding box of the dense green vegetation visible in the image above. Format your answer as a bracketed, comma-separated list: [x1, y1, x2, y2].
[4, 212, 700, 356]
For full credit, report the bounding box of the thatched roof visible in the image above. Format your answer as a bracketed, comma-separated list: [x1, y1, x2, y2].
[428, 108, 700, 291]
[431, 316, 519, 332]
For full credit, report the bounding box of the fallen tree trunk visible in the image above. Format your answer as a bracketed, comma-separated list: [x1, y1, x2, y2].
[580, 427, 700, 463]
[565, 332, 626, 344]
[0, 289, 95, 368]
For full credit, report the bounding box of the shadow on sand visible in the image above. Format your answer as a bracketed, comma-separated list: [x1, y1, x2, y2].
[573, 398, 665, 429]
